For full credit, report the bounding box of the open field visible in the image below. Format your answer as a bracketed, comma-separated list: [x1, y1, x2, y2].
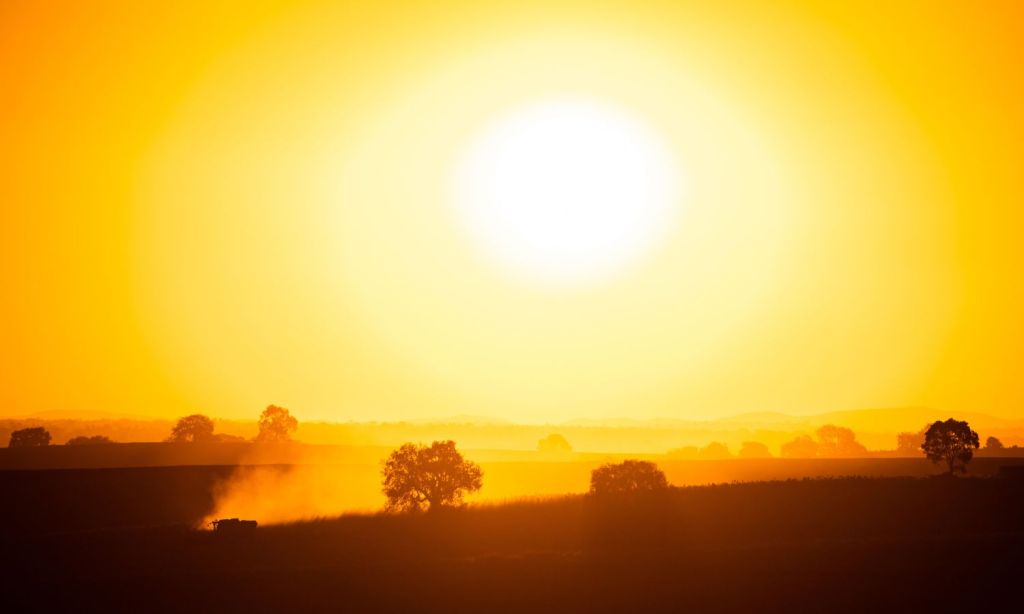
[3, 476, 1022, 612]
[4, 452, 1024, 533]
[4, 440, 1020, 474]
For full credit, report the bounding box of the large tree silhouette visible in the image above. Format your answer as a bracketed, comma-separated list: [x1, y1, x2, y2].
[167, 414, 215, 443]
[590, 460, 668, 495]
[922, 419, 979, 475]
[382, 440, 482, 512]
[8, 427, 51, 448]
[256, 405, 298, 443]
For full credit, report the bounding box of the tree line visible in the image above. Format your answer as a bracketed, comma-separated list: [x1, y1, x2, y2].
[664, 425, 870, 460]
[5, 405, 299, 447]
[164, 405, 298, 443]
[4, 411, 1005, 468]
[381, 418, 987, 512]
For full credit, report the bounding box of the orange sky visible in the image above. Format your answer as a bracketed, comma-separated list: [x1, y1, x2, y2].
[2, 1, 1023, 422]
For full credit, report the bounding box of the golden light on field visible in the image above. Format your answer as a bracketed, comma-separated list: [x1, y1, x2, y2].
[2, 2, 1024, 424]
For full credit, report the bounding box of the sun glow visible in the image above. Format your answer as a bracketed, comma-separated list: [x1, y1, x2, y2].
[135, 31, 808, 420]
[7, 2, 961, 423]
[451, 98, 682, 285]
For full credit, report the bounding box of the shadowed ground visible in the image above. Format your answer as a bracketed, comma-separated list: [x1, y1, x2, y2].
[2, 476, 1022, 612]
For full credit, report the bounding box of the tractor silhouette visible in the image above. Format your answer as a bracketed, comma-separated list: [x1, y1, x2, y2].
[211, 518, 258, 534]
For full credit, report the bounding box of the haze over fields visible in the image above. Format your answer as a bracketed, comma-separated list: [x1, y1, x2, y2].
[5, 407, 1024, 452]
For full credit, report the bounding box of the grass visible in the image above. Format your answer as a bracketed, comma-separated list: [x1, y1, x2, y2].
[3, 475, 1023, 612]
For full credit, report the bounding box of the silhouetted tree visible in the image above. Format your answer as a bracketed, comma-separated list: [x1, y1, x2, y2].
[815, 425, 867, 457]
[590, 460, 668, 495]
[738, 441, 772, 459]
[167, 414, 215, 443]
[256, 405, 298, 443]
[780, 435, 818, 458]
[537, 433, 572, 453]
[66, 435, 114, 445]
[9, 427, 51, 448]
[985, 436, 1004, 450]
[896, 428, 927, 455]
[698, 442, 732, 460]
[382, 440, 482, 512]
[922, 419, 979, 475]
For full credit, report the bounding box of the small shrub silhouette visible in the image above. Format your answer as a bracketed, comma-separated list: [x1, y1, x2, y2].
[590, 460, 668, 495]
[66, 435, 114, 445]
[167, 414, 215, 443]
[8, 427, 51, 448]
[780, 435, 818, 458]
[815, 425, 867, 457]
[537, 433, 572, 453]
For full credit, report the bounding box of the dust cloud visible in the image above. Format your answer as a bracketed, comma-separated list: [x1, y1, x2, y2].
[201, 447, 384, 526]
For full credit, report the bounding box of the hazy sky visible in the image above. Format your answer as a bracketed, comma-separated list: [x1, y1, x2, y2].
[2, 1, 1023, 422]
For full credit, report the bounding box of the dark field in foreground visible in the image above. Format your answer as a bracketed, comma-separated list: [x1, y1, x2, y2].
[5, 455, 1024, 535]
[6, 458, 1024, 536]
[3, 476, 1023, 613]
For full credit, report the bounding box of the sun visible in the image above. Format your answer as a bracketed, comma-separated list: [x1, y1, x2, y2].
[451, 97, 683, 285]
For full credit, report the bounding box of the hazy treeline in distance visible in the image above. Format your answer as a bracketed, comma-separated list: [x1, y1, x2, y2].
[4, 407, 1024, 455]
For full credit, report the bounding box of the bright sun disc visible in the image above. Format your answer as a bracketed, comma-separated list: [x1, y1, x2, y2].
[451, 98, 683, 285]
